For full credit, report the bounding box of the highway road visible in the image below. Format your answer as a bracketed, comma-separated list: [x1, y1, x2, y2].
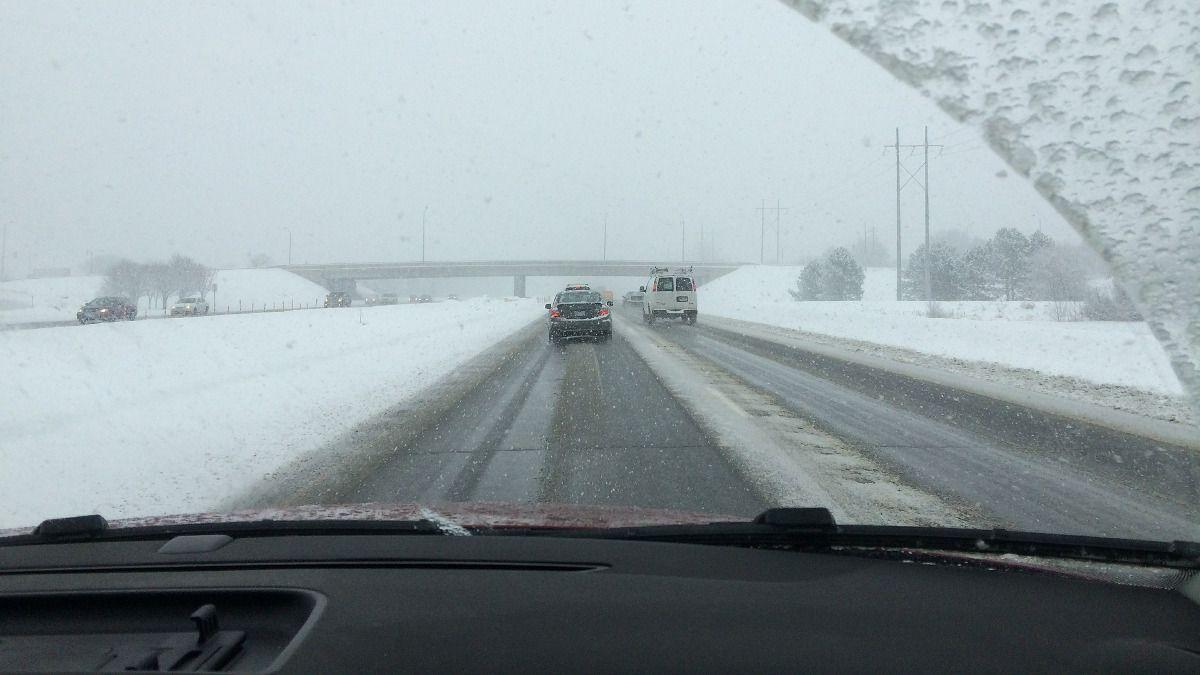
[262, 305, 1200, 541]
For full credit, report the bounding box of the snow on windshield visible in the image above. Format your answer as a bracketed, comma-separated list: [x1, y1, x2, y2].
[781, 0, 1200, 414]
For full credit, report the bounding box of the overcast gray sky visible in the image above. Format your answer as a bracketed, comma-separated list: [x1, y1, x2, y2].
[0, 0, 1076, 274]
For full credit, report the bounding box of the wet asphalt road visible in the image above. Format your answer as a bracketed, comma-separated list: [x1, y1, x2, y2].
[633, 311, 1200, 540]
[345, 329, 766, 516]
[333, 306, 1197, 540]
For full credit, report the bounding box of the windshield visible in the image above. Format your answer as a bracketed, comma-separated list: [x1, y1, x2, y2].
[1, 1, 1196, 546]
[559, 291, 602, 304]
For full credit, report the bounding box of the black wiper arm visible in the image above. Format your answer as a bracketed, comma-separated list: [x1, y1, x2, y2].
[528, 508, 1200, 569]
[0, 513, 450, 546]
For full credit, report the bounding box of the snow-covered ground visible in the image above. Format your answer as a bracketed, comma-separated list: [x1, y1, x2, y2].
[171, 268, 329, 316]
[0, 268, 331, 325]
[701, 266, 1183, 397]
[0, 298, 543, 528]
[0, 275, 105, 324]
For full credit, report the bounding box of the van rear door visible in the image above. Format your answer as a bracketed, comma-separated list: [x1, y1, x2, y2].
[673, 276, 697, 311]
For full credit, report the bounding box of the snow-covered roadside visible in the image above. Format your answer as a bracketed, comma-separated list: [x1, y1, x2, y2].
[0, 268, 333, 326]
[0, 298, 543, 528]
[701, 267, 1184, 400]
[0, 275, 105, 324]
[615, 314, 968, 527]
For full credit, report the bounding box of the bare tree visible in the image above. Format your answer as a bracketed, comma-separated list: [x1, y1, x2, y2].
[1028, 244, 1089, 302]
[168, 255, 213, 298]
[145, 262, 174, 309]
[101, 259, 149, 305]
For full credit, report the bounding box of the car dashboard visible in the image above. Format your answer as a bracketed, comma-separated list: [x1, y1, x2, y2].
[0, 532, 1198, 672]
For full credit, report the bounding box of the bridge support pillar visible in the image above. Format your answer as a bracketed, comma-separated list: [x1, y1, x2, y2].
[514, 274, 527, 298]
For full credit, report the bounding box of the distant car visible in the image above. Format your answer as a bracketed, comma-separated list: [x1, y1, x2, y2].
[446, 294, 459, 301]
[416, 294, 434, 303]
[622, 290, 645, 306]
[547, 289, 613, 344]
[170, 296, 209, 316]
[77, 297, 137, 324]
[363, 296, 379, 306]
[324, 291, 352, 308]
[378, 293, 400, 305]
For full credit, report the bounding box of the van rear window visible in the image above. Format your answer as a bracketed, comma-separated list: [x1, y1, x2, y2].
[655, 277, 674, 292]
[676, 277, 694, 291]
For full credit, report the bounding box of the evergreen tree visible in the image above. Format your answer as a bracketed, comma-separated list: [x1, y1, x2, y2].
[902, 242, 970, 300]
[823, 247, 865, 300]
[799, 261, 826, 300]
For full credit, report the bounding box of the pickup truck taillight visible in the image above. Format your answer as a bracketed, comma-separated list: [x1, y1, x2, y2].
[550, 309, 561, 318]
[598, 308, 610, 317]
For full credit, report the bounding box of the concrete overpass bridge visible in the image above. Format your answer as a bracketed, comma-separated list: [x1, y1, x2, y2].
[282, 260, 747, 296]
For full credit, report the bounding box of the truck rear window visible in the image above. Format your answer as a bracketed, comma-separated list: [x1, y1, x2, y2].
[676, 277, 694, 291]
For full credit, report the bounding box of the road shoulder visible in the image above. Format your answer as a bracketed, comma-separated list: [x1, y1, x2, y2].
[614, 314, 970, 527]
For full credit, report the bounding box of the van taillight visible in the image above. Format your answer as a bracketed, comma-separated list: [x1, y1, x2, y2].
[598, 308, 609, 317]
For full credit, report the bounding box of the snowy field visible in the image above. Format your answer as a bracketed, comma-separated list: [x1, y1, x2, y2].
[0, 268, 331, 326]
[0, 275, 105, 324]
[0, 298, 543, 528]
[701, 266, 1182, 396]
[171, 268, 329, 315]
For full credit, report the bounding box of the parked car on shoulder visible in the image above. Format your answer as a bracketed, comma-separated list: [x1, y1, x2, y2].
[77, 297, 137, 324]
[170, 296, 209, 316]
[324, 291, 352, 308]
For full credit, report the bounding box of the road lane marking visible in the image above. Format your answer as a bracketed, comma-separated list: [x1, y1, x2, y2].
[708, 386, 748, 417]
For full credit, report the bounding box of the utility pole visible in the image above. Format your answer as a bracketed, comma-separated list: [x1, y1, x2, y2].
[893, 128, 901, 300]
[699, 221, 705, 262]
[602, 213, 608, 262]
[283, 227, 292, 265]
[758, 199, 766, 264]
[680, 216, 686, 262]
[923, 125, 932, 304]
[0, 223, 6, 282]
[884, 127, 942, 301]
[421, 206, 428, 263]
[774, 199, 789, 264]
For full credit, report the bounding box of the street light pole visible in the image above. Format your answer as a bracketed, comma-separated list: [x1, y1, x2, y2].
[283, 228, 292, 265]
[421, 206, 428, 263]
[603, 214, 608, 262]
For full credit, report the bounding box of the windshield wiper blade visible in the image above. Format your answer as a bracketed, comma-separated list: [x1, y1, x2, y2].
[0, 513, 450, 546]
[526, 508, 1200, 568]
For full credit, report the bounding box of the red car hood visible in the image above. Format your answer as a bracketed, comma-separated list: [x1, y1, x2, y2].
[2, 502, 746, 537]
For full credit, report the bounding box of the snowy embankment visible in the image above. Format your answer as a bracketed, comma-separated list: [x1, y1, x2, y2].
[0, 298, 543, 528]
[0, 275, 105, 324]
[0, 268, 332, 326]
[701, 266, 1184, 399]
[172, 268, 329, 315]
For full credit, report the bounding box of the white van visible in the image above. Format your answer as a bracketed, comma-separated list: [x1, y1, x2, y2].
[641, 267, 697, 325]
